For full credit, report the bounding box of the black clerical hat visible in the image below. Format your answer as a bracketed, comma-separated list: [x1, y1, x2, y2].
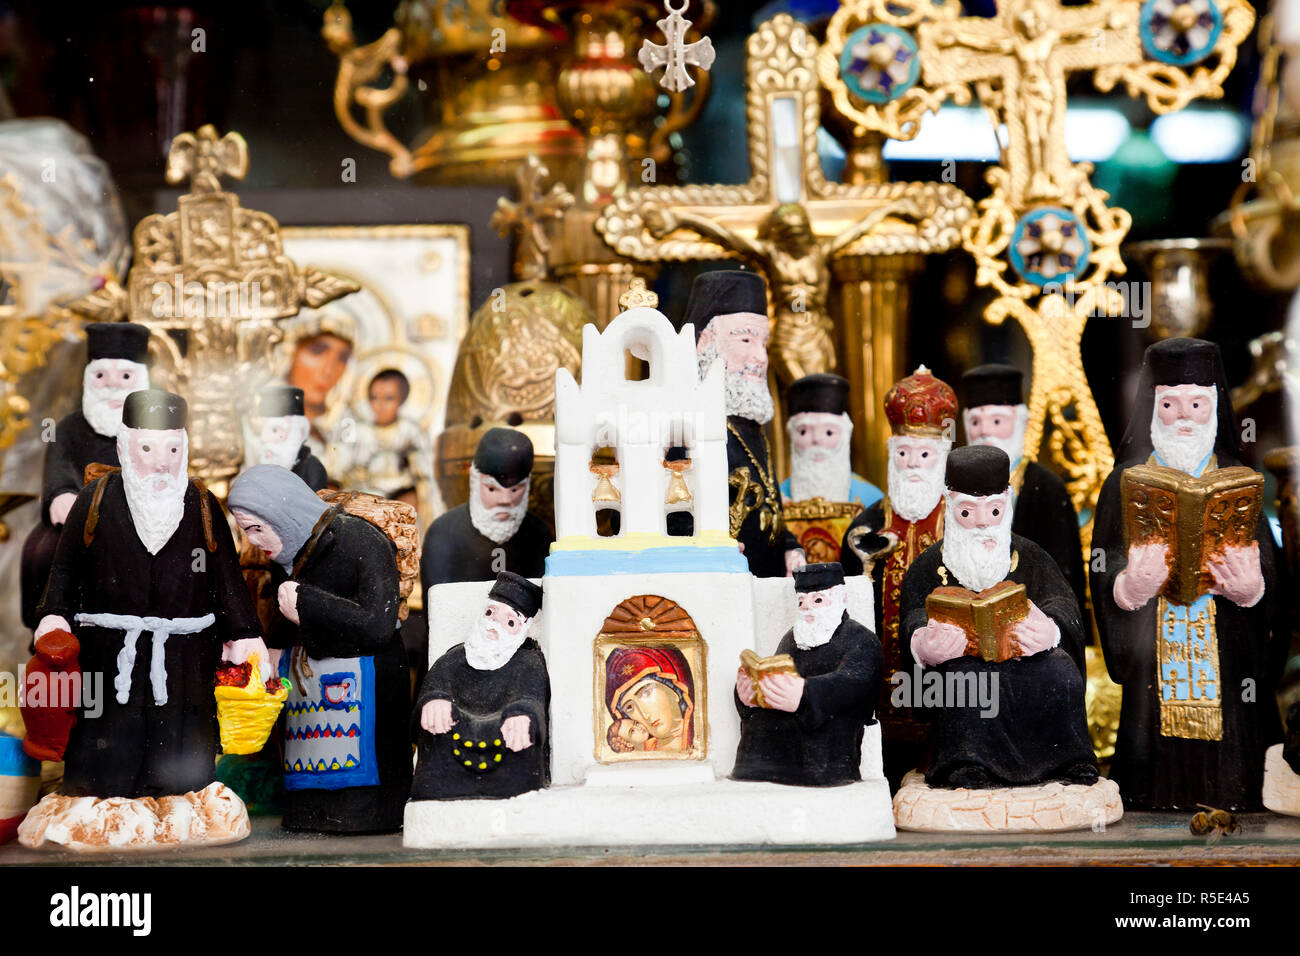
[259, 385, 305, 418]
[944, 445, 1010, 497]
[488, 571, 543, 619]
[122, 389, 187, 430]
[1145, 337, 1221, 387]
[961, 364, 1024, 409]
[474, 427, 534, 488]
[793, 562, 845, 593]
[788, 373, 850, 417]
[86, 322, 150, 364]
[683, 270, 768, 343]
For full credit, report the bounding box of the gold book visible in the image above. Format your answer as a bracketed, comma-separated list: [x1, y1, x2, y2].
[739, 649, 799, 708]
[1121, 464, 1263, 606]
[925, 580, 1029, 663]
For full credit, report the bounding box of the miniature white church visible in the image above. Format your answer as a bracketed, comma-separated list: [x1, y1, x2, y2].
[405, 290, 895, 848]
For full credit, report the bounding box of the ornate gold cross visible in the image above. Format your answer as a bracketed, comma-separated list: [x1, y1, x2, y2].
[166, 124, 250, 194]
[491, 154, 575, 282]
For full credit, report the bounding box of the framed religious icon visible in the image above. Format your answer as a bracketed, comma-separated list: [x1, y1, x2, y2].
[783, 498, 864, 564]
[272, 225, 470, 529]
[593, 595, 708, 764]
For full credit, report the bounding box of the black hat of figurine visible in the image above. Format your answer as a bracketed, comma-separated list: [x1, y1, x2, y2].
[259, 385, 306, 418]
[1115, 336, 1241, 466]
[86, 322, 151, 364]
[122, 389, 187, 430]
[474, 427, 534, 488]
[487, 571, 543, 619]
[961, 364, 1024, 409]
[787, 373, 850, 417]
[684, 270, 768, 343]
[793, 562, 845, 593]
[944, 444, 1010, 497]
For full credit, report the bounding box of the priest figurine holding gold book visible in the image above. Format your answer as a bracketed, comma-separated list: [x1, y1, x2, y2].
[900, 446, 1097, 789]
[732, 563, 881, 786]
[1091, 338, 1282, 811]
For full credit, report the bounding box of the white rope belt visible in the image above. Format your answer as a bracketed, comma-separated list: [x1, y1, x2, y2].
[74, 612, 217, 706]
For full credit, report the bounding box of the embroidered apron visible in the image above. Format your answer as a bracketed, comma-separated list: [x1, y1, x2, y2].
[281, 649, 379, 790]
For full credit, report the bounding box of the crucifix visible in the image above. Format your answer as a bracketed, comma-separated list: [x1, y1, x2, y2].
[639, 0, 716, 93]
[491, 154, 575, 282]
[599, 13, 972, 476]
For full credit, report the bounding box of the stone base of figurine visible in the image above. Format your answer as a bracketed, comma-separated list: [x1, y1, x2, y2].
[892, 770, 1124, 833]
[1262, 744, 1300, 817]
[404, 769, 895, 848]
[17, 782, 251, 850]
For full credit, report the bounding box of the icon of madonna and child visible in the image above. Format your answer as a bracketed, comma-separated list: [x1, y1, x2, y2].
[600, 644, 706, 760]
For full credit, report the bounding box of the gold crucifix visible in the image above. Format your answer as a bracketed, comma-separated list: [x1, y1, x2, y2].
[597, 14, 972, 391]
[491, 154, 575, 282]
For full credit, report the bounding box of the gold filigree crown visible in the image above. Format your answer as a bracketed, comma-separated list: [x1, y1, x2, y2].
[618, 277, 659, 311]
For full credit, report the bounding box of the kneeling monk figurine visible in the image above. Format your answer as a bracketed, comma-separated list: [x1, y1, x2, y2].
[229, 465, 412, 833]
[412, 572, 551, 800]
[900, 445, 1097, 788]
[732, 562, 881, 786]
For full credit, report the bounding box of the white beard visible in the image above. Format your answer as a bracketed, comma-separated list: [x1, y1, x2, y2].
[941, 495, 1013, 593]
[699, 340, 773, 425]
[966, 405, 1030, 465]
[464, 612, 531, 671]
[468, 466, 530, 544]
[258, 415, 311, 469]
[792, 586, 847, 650]
[886, 438, 950, 521]
[82, 361, 149, 438]
[118, 433, 189, 555]
[787, 415, 853, 502]
[1151, 401, 1217, 474]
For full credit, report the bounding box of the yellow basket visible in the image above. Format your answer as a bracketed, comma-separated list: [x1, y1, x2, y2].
[215, 656, 289, 755]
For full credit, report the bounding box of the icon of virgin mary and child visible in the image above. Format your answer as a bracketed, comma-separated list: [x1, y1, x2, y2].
[604, 646, 697, 756]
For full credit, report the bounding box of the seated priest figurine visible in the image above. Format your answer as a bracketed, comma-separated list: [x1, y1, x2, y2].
[961, 364, 1086, 615]
[732, 562, 881, 786]
[688, 269, 804, 577]
[900, 445, 1097, 789]
[421, 427, 553, 588]
[838, 365, 956, 785]
[23, 390, 266, 846]
[229, 465, 412, 833]
[251, 385, 328, 491]
[781, 373, 882, 508]
[21, 321, 151, 629]
[411, 571, 551, 800]
[1091, 337, 1280, 811]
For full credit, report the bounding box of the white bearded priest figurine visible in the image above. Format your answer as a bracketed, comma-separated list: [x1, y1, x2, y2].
[21, 322, 151, 629]
[20, 390, 267, 849]
[899, 445, 1098, 789]
[781, 373, 882, 508]
[411, 571, 551, 800]
[1091, 337, 1282, 811]
[251, 385, 328, 491]
[961, 364, 1086, 614]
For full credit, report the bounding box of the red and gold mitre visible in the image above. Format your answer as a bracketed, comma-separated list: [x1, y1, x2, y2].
[884, 365, 957, 438]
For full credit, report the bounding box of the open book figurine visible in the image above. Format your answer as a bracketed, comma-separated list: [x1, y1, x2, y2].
[739, 649, 799, 709]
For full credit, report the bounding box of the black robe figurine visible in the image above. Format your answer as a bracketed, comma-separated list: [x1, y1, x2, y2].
[1091, 338, 1282, 811]
[37, 393, 262, 798]
[292, 443, 329, 492]
[411, 572, 551, 800]
[228, 465, 412, 833]
[900, 446, 1096, 789]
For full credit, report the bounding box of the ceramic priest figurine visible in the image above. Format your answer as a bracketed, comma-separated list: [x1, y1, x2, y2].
[900, 445, 1097, 789]
[228, 464, 412, 833]
[252, 385, 328, 491]
[781, 373, 882, 508]
[961, 364, 1086, 614]
[1091, 337, 1281, 811]
[687, 269, 804, 577]
[421, 427, 553, 587]
[838, 365, 956, 786]
[732, 562, 881, 786]
[411, 571, 551, 800]
[21, 322, 151, 629]
[21, 390, 265, 849]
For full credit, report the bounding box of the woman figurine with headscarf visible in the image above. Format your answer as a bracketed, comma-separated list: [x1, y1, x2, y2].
[228, 465, 411, 833]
